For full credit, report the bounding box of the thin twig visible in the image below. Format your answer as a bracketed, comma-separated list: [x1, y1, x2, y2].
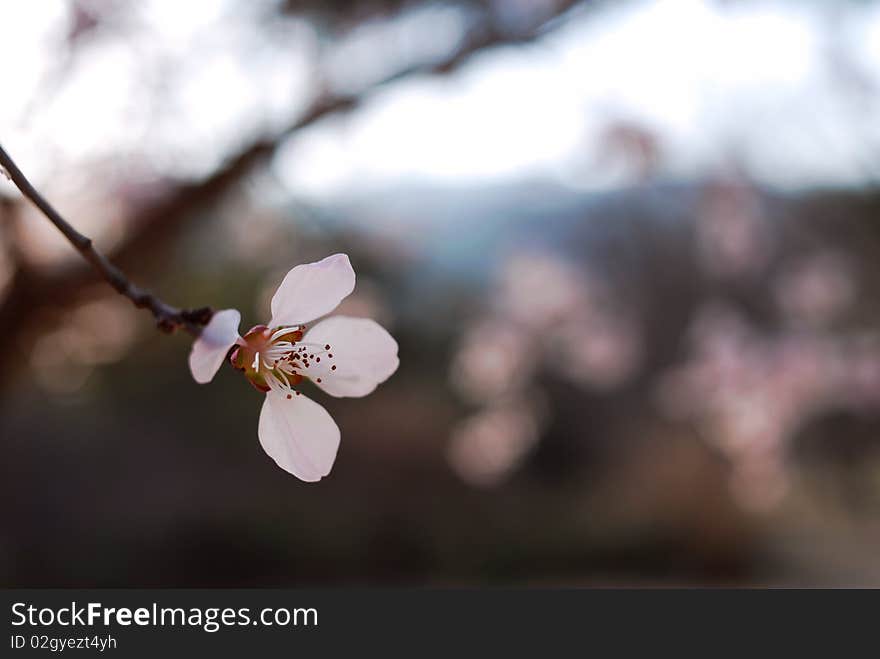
[0, 144, 212, 335]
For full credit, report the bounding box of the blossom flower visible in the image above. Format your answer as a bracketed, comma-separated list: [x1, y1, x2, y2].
[188, 254, 399, 481]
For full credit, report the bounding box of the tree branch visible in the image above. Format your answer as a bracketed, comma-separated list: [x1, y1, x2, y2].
[0, 144, 212, 335]
[0, 0, 587, 343]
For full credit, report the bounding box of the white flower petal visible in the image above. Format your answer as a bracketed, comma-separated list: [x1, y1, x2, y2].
[269, 254, 356, 327]
[188, 309, 242, 384]
[258, 391, 341, 482]
[304, 316, 399, 398]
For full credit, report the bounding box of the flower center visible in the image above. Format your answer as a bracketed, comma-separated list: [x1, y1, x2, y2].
[230, 324, 335, 397]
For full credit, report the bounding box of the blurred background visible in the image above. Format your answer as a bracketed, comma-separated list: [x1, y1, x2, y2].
[2, 0, 880, 587]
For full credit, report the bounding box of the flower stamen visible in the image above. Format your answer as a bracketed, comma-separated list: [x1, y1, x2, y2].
[231, 324, 337, 396]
